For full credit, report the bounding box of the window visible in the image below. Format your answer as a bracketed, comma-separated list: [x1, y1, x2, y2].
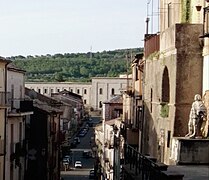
[38, 89, 41, 93]
[44, 88, 47, 94]
[99, 101, 102, 108]
[51, 89, 54, 93]
[84, 89, 87, 94]
[84, 99, 87, 104]
[168, 3, 172, 27]
[167, 131, 171, 148]
[57, 89, 60, 92]
[71, 89, 73, 93]
[20, 85, 23, 99]
[135, 66, 139, 80]
[19, 122, 22, 141]
[11, 84, 14, 109]
[99, 88, 103, 95]
[151, 88, 153, 113]
[111, 88, 115, 95]
[77, 89, 80, 94]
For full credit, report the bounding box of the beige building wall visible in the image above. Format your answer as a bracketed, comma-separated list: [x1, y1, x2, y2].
[160, 0, 203, 33]
[5, 68, 27, 180]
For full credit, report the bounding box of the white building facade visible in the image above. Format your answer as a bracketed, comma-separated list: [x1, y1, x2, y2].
[25, 76, 131, 110]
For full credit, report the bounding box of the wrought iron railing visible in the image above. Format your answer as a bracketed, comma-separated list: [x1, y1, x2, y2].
[123, 144, 182, 180]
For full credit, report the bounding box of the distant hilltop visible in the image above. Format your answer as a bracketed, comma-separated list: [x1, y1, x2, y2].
[11, 48, 142, 82]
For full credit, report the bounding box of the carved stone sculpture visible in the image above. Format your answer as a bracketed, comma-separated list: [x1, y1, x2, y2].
[185, 94, 206, 138]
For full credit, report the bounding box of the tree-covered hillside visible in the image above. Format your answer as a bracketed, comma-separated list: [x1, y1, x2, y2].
[11, 48, 143, 82]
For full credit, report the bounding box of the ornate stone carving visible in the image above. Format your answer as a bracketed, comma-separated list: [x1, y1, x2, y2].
[185, 94, 207, 138]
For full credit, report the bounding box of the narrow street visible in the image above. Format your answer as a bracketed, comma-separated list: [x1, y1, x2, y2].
[61, 116, 101, 180]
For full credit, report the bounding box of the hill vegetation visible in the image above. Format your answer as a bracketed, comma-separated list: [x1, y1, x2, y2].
[11, 48, 143, 82]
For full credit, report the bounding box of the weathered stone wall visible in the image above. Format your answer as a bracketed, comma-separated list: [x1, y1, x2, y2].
[170, 138, 209, 164]
[174, 24, 203, 137]
[143, 23, 203, 164]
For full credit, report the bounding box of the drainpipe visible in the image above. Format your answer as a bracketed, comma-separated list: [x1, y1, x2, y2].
[3, 61, 10, 180]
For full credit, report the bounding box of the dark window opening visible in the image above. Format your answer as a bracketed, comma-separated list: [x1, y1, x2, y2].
[167, 131, 171, 148]
[111, 88, 115, 95]
[84, 89, 87, 94]
[99, 88, 103, 95]
[168, 3, 172, 27]
[99, 101, 102, 108]
[151, 88, 153, 113]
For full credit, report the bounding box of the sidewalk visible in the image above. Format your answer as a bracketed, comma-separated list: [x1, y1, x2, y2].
[167, 165, 209, 180]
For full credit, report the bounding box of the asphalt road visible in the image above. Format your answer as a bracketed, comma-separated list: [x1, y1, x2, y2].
[61, 116, 101, 180]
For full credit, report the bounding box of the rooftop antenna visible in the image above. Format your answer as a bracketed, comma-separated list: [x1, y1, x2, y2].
[147, 0, 154, 34]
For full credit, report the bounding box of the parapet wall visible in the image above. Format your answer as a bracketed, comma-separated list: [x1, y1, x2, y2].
[170, 137, 209, 165]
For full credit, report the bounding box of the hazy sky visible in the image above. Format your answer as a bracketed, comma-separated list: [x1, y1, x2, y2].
[0, 0, 158, 57]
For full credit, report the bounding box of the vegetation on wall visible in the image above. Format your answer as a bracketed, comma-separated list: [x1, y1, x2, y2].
[181, 0, 191, 23]
[160, 103, 169, 118]
[10, 48, 142, 82]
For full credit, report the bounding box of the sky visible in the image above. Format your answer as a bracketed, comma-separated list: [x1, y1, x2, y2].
[0, 0, 159, 57]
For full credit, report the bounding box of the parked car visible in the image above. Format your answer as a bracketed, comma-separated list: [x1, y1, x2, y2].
[89, 169, 95, 179]
[70, 141, 77, 148]
[87, 121, 93, 127]
[78, 132, 85, 137]
[74, 161, 82, 168]
[83, 150, 92, 158]
[74, 137, 80, 144]
[63, 155, 71, 163]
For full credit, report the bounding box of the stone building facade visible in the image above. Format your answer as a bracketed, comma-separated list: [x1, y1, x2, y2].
[143, 0, 204, 164]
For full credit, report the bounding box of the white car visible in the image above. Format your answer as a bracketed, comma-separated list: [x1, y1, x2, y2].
[74, 161, 82, 168]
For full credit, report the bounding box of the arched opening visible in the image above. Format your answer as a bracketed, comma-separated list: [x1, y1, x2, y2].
[160, 66, 170, 118]
[162, 67, 170, 103]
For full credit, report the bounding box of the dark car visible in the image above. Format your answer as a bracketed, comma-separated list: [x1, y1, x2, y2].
[78, 132, 85, 137]
[83, 150, 92, 158]
[74, 137, 80, 144]
[87, 121, 93, 127]
[89, 170, 95, 179]
[70, 141, 77, 148]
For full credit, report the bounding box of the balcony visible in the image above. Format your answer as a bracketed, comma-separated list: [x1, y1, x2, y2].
[123, 144, 184, 180]
[0, 91, 11, 107]
[0, 139, 4, 156]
